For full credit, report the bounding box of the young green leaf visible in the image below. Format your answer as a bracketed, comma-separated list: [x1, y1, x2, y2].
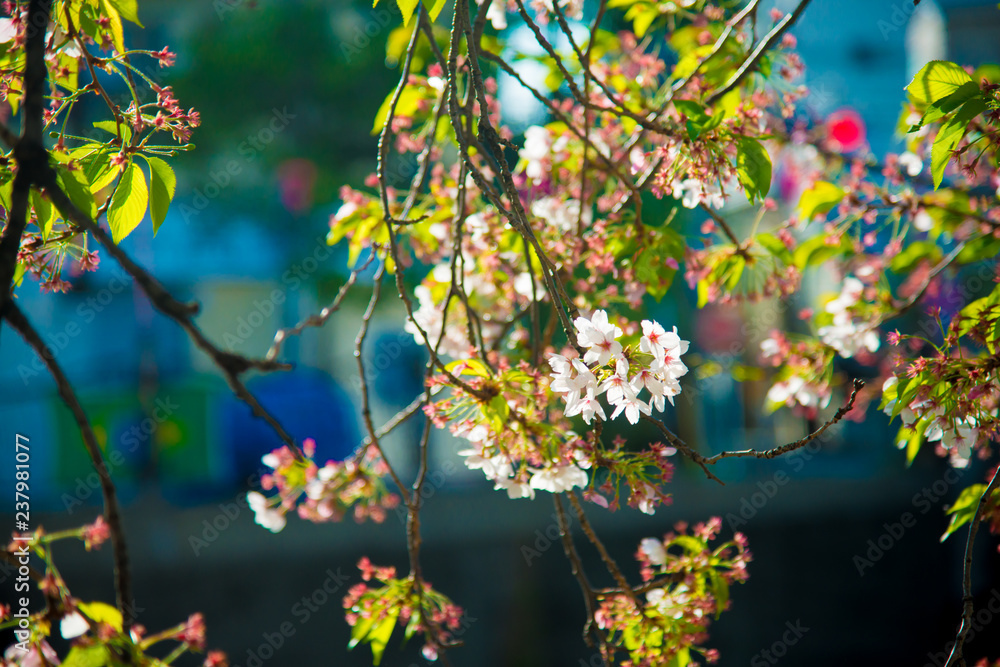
[930, 97, 987, 189]
[941, 483, 989, 541]
[735, 136, 772, 204]
[108, 0, 143, 26]
[93, 120, 133, 146]
[57, 165, 98, 220]
[907, 60, 973, 105]
[796, 181, 844, 222]
[107, 162, 149, 244]
[61, 644, 111, 667]
[394, 0, 420, 26]
[31, 190, 54, 240]
[142, 155, 177, 233]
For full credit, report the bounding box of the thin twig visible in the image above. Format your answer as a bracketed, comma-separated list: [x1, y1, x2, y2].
[706, 0, 814, 105]
[703, 378, 864, 464]
[944, 465, 1000, 667]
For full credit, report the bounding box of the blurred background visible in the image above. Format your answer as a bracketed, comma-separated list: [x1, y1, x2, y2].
[3, 0, 1000, 665]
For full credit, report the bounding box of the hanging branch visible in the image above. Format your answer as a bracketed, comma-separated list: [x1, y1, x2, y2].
[3, 301, 134, 633]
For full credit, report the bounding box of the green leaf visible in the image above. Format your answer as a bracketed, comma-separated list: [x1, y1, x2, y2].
[428, 0, 449, 20]
[708, 568, 729, 620]
[793, 234, 848, 271]
[394, 0, 420, 26]
[57, 165, 98, 220]
[907, 60, 973, 105]
[77, 601, 124, 632]
[31, 190, 54, 240]
[99, 0, 126, 52]
[141, 155, 176, 234]
[734, 137, 772, 204]
[917, 81, 982, 127]
[930, 97, 987, 189]
[941, 484, 989, 541]
[372, 86, 426, 135]
[108, 0, 142, 26]
[796, 181, 844, 222]
[62, 645, 110, 667]
[0, 177, 13, 213]
[367, 607, 400, 665]
[107, 162, 148, 244]
[93, 120, 132, 146]
[756, 232, 792, 265]
[630, 5, 659, 37]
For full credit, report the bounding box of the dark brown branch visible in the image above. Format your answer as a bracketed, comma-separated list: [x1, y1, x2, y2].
[944, 465, 1000, 667]
[42, 181, 305, 459]
[703, 378, 863, 464]
[4, 301, 134, 632]
[553, 494, 610, 663]
[353, 261, 409, 503]
[0, 0, 53, 324]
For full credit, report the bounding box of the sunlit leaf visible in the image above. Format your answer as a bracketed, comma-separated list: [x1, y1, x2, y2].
[107, 161, 148, 243]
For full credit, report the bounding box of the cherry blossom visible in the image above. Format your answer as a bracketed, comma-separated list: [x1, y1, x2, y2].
[248, 491, 287, 533]
[529, 464, 589, 493]
[575, 309, 623, 365]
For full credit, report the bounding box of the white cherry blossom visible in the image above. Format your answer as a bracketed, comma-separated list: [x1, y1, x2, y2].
[529, 464, 589, 493]
[639, 537, 668, 565]
[575, 309, 623, 365]
[248, 491, 286, 533]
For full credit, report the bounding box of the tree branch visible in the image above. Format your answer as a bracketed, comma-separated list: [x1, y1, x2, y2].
[4, 300, 134, 632]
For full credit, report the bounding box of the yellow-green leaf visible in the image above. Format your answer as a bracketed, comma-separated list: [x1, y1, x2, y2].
[108, 0, 142, 26]
[428, 0, 449, 20]
[142, 155, 176, 233]
[77, 601, 123, 632]
[941, 483, 988, 541]
[107, 161, 148, 243]
[93, 120, 132, 146]
[98, 0, 125, 53]
[796, 181, 844, 222]
[31, 190, 54, 240]
[907, 60, 973, 105]
[395, 0, 419, 25]
[930, 97, 987, 189]
[62, 644, 110, 667]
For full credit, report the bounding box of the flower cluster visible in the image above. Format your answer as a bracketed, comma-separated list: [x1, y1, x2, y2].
[247, 439, 400, 533]
[3, 524, 226, 667]
[817, 277, 880, 358]
[549, 310, 689, 425]
[595, 519, 750, 666]
[343, 558, 464, 664]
